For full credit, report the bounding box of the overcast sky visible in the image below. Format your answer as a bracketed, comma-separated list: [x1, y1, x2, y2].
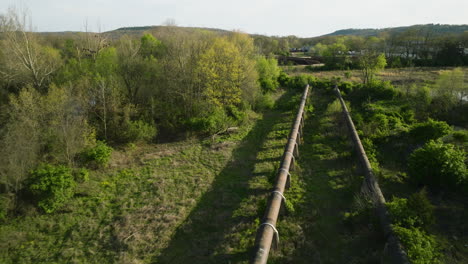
[1, 0, 467, 37]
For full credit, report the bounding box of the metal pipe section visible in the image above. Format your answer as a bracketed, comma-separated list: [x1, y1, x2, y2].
[251, 85, 310, 264]
[334, 86, 410, 264]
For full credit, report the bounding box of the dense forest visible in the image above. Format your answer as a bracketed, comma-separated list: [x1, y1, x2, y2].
[0, 7, 467, 264]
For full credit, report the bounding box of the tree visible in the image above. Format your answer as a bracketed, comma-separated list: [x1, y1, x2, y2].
[434, 68, 467, 106]
[42, 84, 91, 165]
[257, 56, 280, 92]
[197, 37, 242, 107]
[359, 52, 387, 84]
[117, 36, 159, 104]
[0, 8, 61, 91]
[0, 87, 41, 199]
[228, 32, 260, 107]
[321, 38, 348, 69]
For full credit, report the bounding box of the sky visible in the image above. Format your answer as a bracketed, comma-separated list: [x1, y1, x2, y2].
[1, 0, 467, 37]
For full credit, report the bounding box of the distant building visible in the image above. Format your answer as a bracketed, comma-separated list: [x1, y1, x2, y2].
[290, 46, 311, 53]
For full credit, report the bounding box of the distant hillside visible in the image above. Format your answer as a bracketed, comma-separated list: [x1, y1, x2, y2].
[326, 24, 468, 37]
[103, 26, 232, 39]
[37, 24, 468, 42]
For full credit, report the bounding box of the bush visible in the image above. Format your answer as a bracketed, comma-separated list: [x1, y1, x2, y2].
[122, 120, 157, 143]
[255, 93, 275, 111]
[452, 130, 468, 143]
[361, 137, 379, 166]
[277, 70, 290, 87]
[82, 141, 113, 168]
[393, 226, 440, 264]
[311, 78, 334, 90]
[338, 81, 354, 94]
[188, 107, 233, 134]
[74, 168, 90, 183]
[408, 140, 466, 190]
[368, 113, 390, 137]
[28, 164, 76, 213]
[387, 189, 434, 230]
[349, 80, 399, 103]
[407, 189, 435, 229]
[0, 194, 12, 221]
[409, 119, 451, 144]
[286, 74, 315, 90]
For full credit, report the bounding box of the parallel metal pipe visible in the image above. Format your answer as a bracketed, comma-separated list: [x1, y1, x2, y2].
[334, 86, 410, 264]
[251, 85, 310, 264]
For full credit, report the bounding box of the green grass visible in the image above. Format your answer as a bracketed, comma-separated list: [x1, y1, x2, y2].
[268, 88, 386, 263]
[333, 69, 468, 263]
[0, 89, 301, 263]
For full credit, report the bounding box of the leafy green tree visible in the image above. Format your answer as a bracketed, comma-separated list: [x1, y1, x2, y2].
[139, 33, 164, 59]
[197, 37, 242, 108]
[320, 38, 348, 69]
[117, 36, 160, 104]
[359, 52, 386, 84]
[256, 56, 280, 92]
[228, 32, 260, 108]
[434, 68, 467, 107]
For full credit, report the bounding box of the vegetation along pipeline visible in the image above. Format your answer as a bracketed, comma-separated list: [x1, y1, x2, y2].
[251, 84, 309, 264]
[334, 86, 410, 264]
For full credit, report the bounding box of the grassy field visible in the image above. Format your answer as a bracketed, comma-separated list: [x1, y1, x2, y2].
[1, 67, 466, 263]
[284, 66, 468, 87]
[0, 90, 303, 263]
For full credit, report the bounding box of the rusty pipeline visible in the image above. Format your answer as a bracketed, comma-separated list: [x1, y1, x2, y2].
[251, 85, 310, 264]
[334, 86, 410, 264]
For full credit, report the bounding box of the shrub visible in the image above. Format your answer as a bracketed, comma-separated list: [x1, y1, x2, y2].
[400, 106, 416, 124]
[82, 141, 113, 168]
[409, 119, 451, 144]
[277, 70, 290, 87]
[408, 140, 466, 190]
[286, 74, 315, 90]
[350, 80, 399, 103]
[452, 130, 468, 143]
[338, 81, 354, 94]
[361, 137, 379, 166]
[393, 226, 440, 264]
[188, 107, 233, 134]
[344, 71, 352, 79]
[368, 113, 390, 137]
[407, 189, 435, 229]
[311, 78, 333, 90]
[74, 168, 90, 183]
[0, 194, 12, 221]
[387, 189, 434, 230]
[255, 93, 275, 111]
[122, 120, 157, 143]
[28, 164, 76, 213]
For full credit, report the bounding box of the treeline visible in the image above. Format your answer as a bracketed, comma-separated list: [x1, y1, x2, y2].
[251, 25, 468, 69]
[309, 30, 468, 69]
[0, 10, 283, 215]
